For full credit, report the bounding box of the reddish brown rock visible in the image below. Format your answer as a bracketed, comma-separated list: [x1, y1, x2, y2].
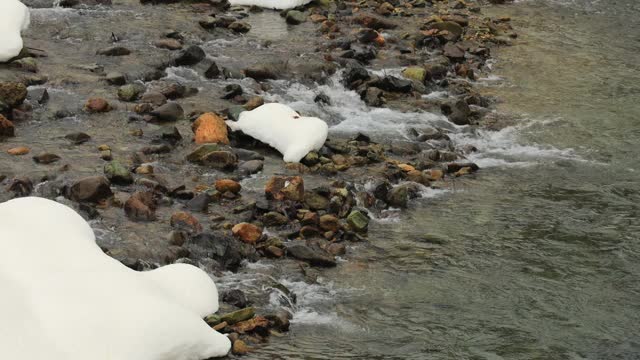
[232, 223, 263, 244]
[319, 214, 340, 232]
[170, 211, 203, 233]
[84, 97, 112, 113]
[192, 112, 229, 144]
[265, 176, 304, 202]
[215, 179, 241, 194]
[0, 115, 15, 137]
[232, 339, 251, 355]
[124, 191, 157, 221]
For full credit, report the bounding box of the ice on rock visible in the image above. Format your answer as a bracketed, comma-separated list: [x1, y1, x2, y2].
[0, 197, 231, 360]
[0, 0, 30, 63]
[226, 103, 328, 163]
[228, 0, 312, 10]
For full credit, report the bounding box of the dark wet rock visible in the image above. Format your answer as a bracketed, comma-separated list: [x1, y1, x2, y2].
[375, 76, 412, 93]
[263, 212, 288, 227]
[286, 10, 306, 25]
[204, 62, 221, 79]
[174, 45, 205, 66]
[441, 99, 471, 125]
[265, 176, 304, 202]
[187, 192, 214, 212]
[221, 84, 243, 100]
[304, 191, 329, 211]
[286, 243, 336, 267]
[64, 132, 91, 145]
[390, 141, 420, 155]
[446, 162, 479, 173]
[68, 176, 113, 203]
[363, 86, 383, 107]
[97, 46, 131, 56]
[56, 110, 76, 118]
[117, 83, 145, 102]
[386, 185, 409, 208]
[352, 45, 378, 63]
[342, 66, 370, 87]
[104, 72, 125, 85]
[124, 191, 157, 221]
[229, 21, 251, 33]
[369, 179, 391, 201]
[7, 177, 33, 197]
[141, 144, 172, 155]
[150, 102, 184, 122]
[190, 232, 244, 271]
[244, 65, 278, 81]
[427, 21, 463, 41]
[223, 289, 249, 308]
[0, 82, 28, 108]
[233, 149, 264, 161]
[158, 82, 187, 99]
[238, 160, 264, 175]
[104, 160, 133, 185]
[33, 153, 61, 164]
[314, 93, 331, 105]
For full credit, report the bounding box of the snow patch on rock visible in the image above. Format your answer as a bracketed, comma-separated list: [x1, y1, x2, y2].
[0, 0, 30, 63]
[228, 0, 312, 10]
[0, 197, 231, 360]
[227, 103, 328, 163]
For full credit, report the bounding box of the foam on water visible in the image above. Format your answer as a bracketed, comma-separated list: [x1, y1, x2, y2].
[266, 71, 583, 168]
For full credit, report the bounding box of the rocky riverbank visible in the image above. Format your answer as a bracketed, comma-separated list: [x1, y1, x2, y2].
[0, 0, 516, 356]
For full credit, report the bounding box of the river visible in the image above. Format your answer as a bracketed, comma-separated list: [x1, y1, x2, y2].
[250, 0, 640, 358]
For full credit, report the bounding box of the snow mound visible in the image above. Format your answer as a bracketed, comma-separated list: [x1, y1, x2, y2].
[228, 0, 312, 10]
[227, 103, 328, 163]
[0, 0, 30, 63]
[0, 197, 231, 360]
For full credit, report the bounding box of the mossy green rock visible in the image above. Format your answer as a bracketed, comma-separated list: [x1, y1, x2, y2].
[402, 66, 427, 83]
[221, 307, 255, 325]
[347, 210, 369, 232]
[104, 160, 133, 185]
[204, 314, 222, 327]
[117, 84, 145, 102]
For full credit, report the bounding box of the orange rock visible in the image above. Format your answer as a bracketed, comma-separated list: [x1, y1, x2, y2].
[232, 339, 251, 355]
[7, 146, 29, 155]
[424, 169, 444, 181]
[192, 112, 229, 144]
[398, 163, 415, 172]
[84, 97, 112, 113]
[215, 179, 241, 194]
[232, 223, 263, 244]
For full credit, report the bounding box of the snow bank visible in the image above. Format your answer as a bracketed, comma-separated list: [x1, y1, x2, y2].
[228, 0, 312, 10]
[0, 197, 231, 360]
[0, 0, 30, 62]
[227, 103, 328, 162]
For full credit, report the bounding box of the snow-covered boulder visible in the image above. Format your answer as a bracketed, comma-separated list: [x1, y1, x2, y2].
[0, 0, 30, 63]
[228, 0, 312, 10]
[0, 197, 231, 360]
[226, 103, 328, 163]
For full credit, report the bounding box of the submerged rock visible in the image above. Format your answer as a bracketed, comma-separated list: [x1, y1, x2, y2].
[286, 243, 337, 267]
[68, 176, 113, 203]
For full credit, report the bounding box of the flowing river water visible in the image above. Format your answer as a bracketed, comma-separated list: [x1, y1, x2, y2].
[8, 0, 640, 359]
[246, 1, 640, 359]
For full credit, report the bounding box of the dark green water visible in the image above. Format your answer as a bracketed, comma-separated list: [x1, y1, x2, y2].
[253, 1, 640, 359]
